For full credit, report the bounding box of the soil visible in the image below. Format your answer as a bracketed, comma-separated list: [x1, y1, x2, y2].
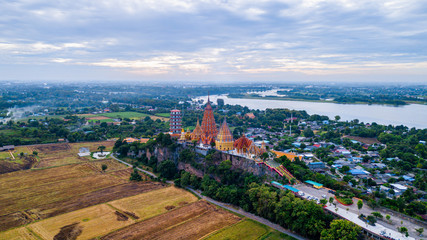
[343, 135, 380, 145]
[53, 222, 83, 240]
[34, 143, 71, 152]
[99, 201, 241, 240]
[123, 211, 139, 220]
[0, 156, 37, 174]
[165, 206, 175, 210]
[87, 116, 111, 120]
[115, 211, 129, 221]
[0, 182, 165, 232]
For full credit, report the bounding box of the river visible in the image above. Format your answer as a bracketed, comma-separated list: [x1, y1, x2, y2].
[195, 95, 427, 129]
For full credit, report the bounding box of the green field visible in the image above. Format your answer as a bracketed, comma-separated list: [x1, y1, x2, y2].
[100, 112, 150, 119]
[204, 219, 294, 240]
[155, 113, 170, 117]
[87, 118, 114, 123]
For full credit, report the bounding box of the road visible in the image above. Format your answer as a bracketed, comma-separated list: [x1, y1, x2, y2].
[187, 187, 306, 240]
[112, 155, 306, 240]
[111, 154, 158, 179]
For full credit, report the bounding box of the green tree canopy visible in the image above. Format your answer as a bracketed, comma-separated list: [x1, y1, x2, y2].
[320, 219, 361, 240]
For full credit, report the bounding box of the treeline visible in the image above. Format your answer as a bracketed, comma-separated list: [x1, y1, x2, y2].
[174, 168, 360, 239]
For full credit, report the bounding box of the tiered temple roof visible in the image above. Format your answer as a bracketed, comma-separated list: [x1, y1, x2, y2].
[215, 118, 234, 151]
[200, 98, 218, 145]
[191, 119, 202, 141]
[234, 135, 252, 154]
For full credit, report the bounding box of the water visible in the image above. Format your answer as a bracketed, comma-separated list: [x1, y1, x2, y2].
[195, 95, 427, 129]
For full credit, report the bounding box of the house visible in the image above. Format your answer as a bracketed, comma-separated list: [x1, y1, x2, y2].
[349, 169, 371, 175]
[0, 145, 15, 151]
[308, 162, 326, 171]
[245, 113, 256, 119]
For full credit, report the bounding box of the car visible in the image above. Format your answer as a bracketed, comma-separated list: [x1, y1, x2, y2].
[322, 195, 326, 198]
[328, 190, 335, 194]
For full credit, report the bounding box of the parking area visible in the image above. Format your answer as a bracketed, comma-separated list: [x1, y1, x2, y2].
[294, 183, 334, 204]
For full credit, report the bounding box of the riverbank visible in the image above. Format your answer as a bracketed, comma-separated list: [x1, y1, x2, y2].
[228, 94, 426, 106]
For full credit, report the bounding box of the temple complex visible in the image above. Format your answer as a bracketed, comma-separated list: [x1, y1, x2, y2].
[215, 118, 234, 151]
[200, 98, 218, 145]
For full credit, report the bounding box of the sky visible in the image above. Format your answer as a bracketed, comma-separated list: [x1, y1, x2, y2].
[1, 0, 427, 83]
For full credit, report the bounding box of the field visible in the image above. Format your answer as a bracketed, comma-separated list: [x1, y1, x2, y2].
[343, 135, 380, 145]
[109, 186, 198, 220]
[203, 219, 295, 240]
[26, 141, 115, 168]
[0, 140, 290, 240]
[204, 219, 269, 240]
[100, 111, 150, 119]
[100, 200, 241, 240]
[28, 204, 136, 240]
[155, 112, 171, 118]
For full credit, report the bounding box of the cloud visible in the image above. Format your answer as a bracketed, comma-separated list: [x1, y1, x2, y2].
[0, 0, 426, 82]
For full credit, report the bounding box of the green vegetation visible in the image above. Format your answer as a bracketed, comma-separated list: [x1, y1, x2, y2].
[205, 219, 269, 240]
[100, 111, 150, 119]
[320, 219, 361, 240]
[155, 113, 170, 117]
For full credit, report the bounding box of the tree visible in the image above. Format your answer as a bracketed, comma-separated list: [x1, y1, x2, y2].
[357, 200, 363, 213]
[385, 214, 391, 223]
[303, 128, 314, 138]
[130, 168, 142, 181]
[101, 164, 108, 172]
[320, 199, 327, 206]
[320, 219, 360, 240]
[98, 145, 106, 154]
[32, 151, 38, 156]
[416, 227, 424, 236]
[371, 212, 383, 219]
[157, 160, 177, 179]
[329, 197, 334, 206]
[335, 115, 341, 122]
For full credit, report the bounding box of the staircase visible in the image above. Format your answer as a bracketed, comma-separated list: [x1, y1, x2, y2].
[275, 165, 299, 184]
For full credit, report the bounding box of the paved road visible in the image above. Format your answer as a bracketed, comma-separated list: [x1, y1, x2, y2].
[111, 154, 158, 179]
[187, 187, 307, 240]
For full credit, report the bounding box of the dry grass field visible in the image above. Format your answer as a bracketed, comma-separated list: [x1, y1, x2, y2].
[109, 186, 198, 220]
[100, 200, 241, 240]
[0, 227, 39, 240]
[28, 141, 115, 168]
[90, 159, 128, 172]
[28, 204, 135, 240]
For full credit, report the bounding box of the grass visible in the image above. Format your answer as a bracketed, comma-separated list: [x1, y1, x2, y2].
[204, 219, 269, 240]
[88, 118, 114, 123]
[260, 232, 297, 240]
[28, 204, 135, 240]
[0, 163, 125, 215]
[0, 227, 39, 240]
[155, 113, 171, 117]
[109, 186, 198, 220]
[100, 111, 150, 119]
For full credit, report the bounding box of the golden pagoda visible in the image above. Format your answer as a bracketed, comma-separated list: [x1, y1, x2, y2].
[215, 118, 234, 151]
[200, 97, 218, 145]
[179, 128, 186, 142]
[191, 119, 202, 141]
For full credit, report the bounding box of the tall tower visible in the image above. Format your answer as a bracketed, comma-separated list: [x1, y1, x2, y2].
[215, 118, 234, 151]
[201, 97, 218, 145]
[170, 109, 182, 134]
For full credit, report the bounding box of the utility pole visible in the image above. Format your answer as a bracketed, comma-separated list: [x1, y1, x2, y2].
[289, 112, 293, 136]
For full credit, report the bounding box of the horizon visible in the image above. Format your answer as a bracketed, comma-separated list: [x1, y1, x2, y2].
[1, 1, 427, 83]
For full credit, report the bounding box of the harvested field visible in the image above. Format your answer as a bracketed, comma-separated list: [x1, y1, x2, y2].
[204, 219, 269, 240]
[108, 168, 134, 180]
[0, 227, 38, 240]
[0, 163, 125, 216]
[343, 135, 380, 145]
[87, 116, 111, 120]
[0, 182, 164, 232]
[32, 182, 165, 220]
[109, 186, 198, 220]
[89, 159, 128, 173]
[27, 141, 115, 168]
[100, 200, 240, 240]
[29, 204, 135, 240]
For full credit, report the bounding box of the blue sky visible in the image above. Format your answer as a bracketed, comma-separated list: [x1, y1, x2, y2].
[1, 0, 427, 83]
